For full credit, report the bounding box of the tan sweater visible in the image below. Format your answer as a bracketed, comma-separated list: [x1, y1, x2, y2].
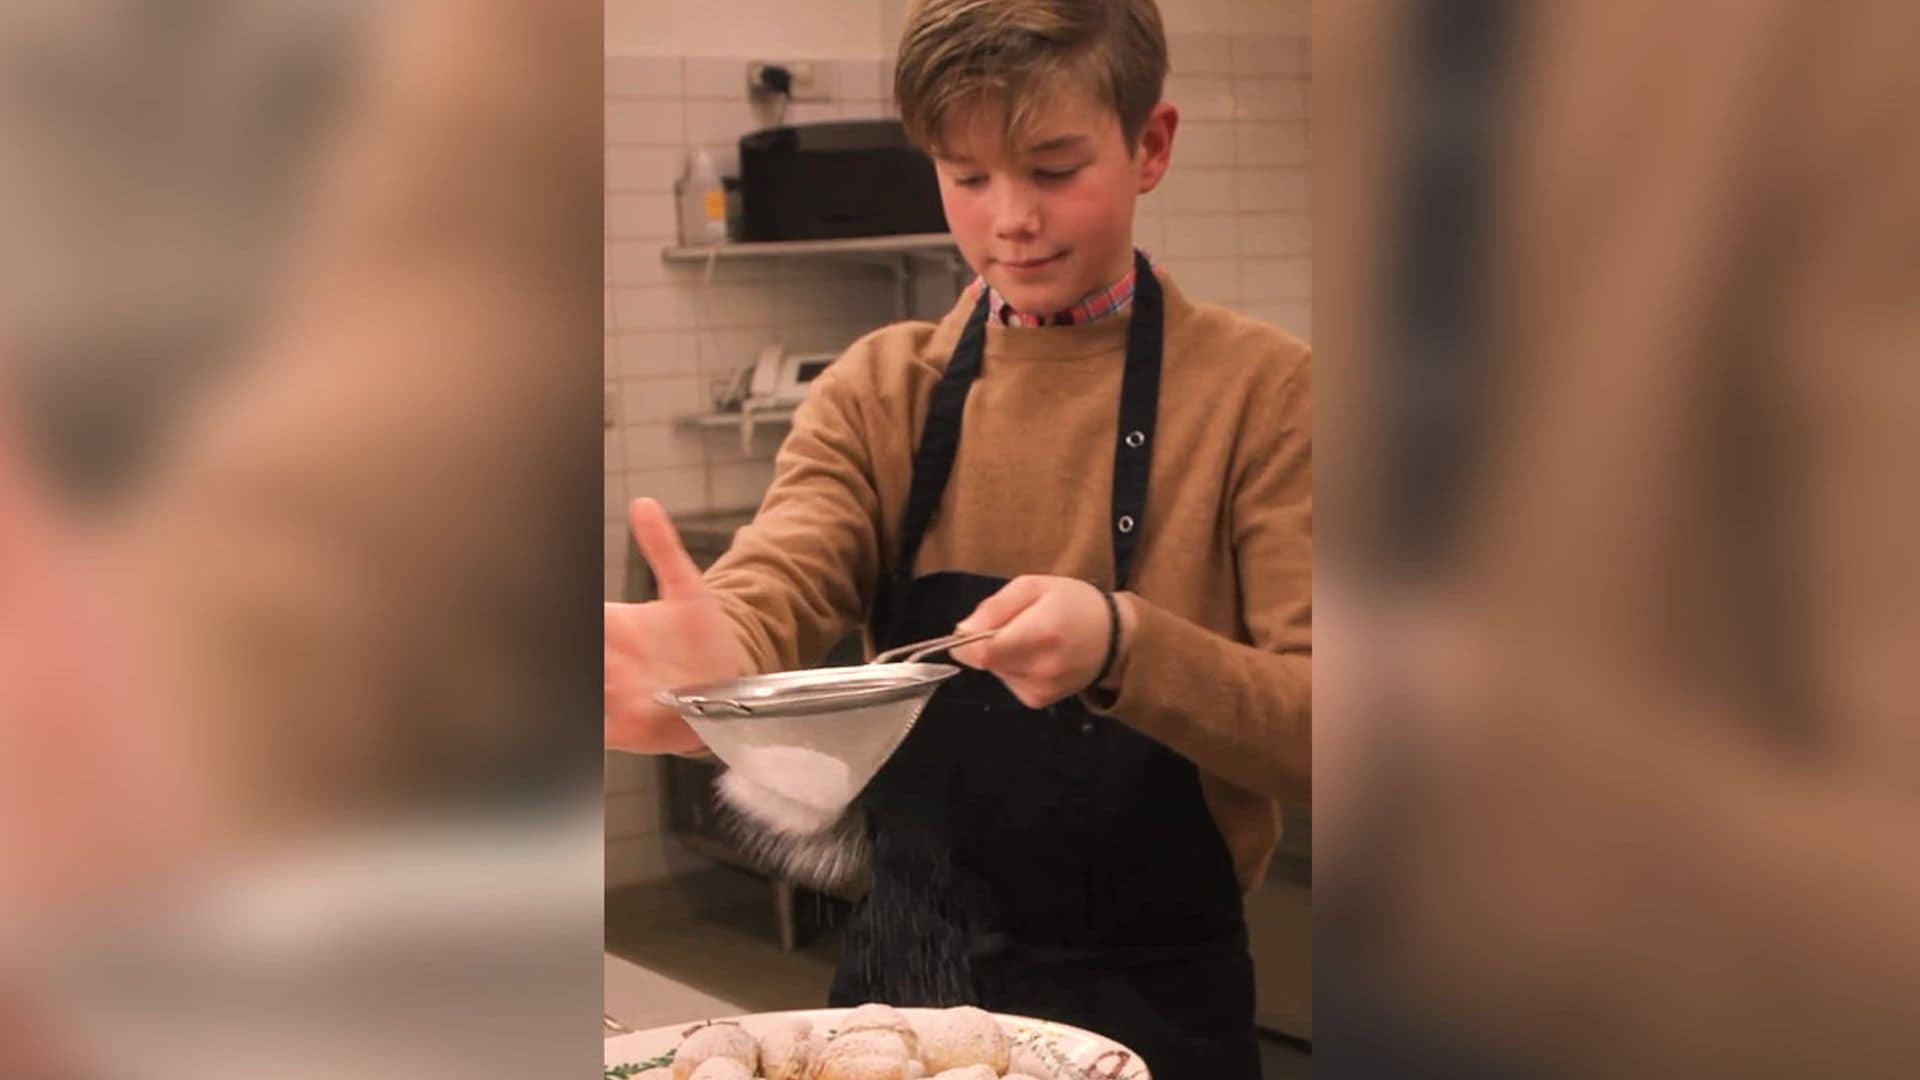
[705, 271, 1311, 892]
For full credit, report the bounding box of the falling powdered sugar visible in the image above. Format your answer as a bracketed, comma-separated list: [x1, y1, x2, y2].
[719, 747, 855, 833]
[716, 764, 875, 895]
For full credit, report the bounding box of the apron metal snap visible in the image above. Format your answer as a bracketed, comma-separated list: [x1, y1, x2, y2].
[1124, 429, 1146, 449]
[1079, 717, 1095, 735]
[1116, 514, 1135, 533]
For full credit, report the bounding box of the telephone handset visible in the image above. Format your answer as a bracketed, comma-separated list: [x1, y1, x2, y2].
[748, 342, 784, 403]
[748, 343, 835, 410]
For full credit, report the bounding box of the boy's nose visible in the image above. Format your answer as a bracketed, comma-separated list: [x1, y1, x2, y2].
[990, 186, 1042, 239]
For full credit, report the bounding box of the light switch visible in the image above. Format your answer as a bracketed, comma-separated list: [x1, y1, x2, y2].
[747, 60, 836, 102]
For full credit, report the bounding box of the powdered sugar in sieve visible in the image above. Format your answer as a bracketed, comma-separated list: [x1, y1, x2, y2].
[716, 750, 852, 835]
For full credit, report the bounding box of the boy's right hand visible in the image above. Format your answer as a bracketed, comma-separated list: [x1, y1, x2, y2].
[604, 498, 748, 754]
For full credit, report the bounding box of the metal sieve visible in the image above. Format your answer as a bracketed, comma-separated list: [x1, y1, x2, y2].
[653, 630, 995, 820]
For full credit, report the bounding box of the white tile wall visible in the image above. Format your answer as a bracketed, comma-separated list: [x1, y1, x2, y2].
[605, 788, 667, 840]
[621, 376, 707, 426]
[1160, 257, 1241, 301]
[1242, 213, 1312, 257]
[607, 148, 683, 193]
[605, 101, 685, 144]
[1236, 168, 1310, 212]
[605, 37, 1311, 592]
[1166, 75, 1238, 120]
[1169, 32, 1234, 75]
[1234, 79, 1309, 121]
[602, 49, 916, 626]
[1177, 121, 1238, 167]
[603, 30, 1311, 888]
[1143, 32, 1313, 318]
[603, 51, 916, 888]
[1236, 122, 1310, 167]
[606, 832, 708, 888]
[632, 465, 708, 516]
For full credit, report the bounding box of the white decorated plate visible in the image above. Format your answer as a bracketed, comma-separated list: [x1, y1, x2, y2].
[603, 1007, 1150, 1079]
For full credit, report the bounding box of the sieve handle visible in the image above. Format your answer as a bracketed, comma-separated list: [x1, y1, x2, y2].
[679, 695, 755, 717]
[872, 627, 998, 666]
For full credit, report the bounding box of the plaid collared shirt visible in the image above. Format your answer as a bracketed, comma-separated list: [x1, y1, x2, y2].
[969, 255, 1150, 327]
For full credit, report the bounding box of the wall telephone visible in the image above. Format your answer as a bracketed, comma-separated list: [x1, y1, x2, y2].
[746, 343, 835, 409]
[709, 343, 838, 453]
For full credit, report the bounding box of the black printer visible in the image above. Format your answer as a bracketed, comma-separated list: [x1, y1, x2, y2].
[737, 119, 948, 242]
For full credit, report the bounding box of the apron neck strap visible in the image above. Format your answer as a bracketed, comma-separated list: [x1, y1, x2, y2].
[881, 253, 1165, 636]
[1110, 250, 1163, 592]
[893, 285, 992, 583]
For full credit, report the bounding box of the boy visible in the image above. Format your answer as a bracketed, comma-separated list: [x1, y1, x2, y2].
[605, 0, 1309, 1074]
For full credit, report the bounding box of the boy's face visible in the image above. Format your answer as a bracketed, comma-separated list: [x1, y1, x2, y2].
[931, 86, 1178, 317]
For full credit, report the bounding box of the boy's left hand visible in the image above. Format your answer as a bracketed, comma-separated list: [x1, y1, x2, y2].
[950, 575, 1132, 708]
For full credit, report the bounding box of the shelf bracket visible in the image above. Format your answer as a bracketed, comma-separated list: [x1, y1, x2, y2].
[894, 260, 915, 321]
[738, 402, 762, 455]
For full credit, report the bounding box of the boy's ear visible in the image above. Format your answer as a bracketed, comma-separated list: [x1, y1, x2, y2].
[1134, 101, 1180, 195]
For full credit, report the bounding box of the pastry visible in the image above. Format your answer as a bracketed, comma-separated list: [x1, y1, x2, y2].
[672, 1022, 759, 1080]
[756, 1016, 817, 1080]
[815, 1028, 913, 1080]
[913, 1007, 1010, 1075]
[928, 1066, 999, 1080]
[840, 1002, 919, 1058]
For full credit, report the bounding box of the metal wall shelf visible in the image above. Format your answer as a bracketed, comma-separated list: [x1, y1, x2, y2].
[661, 233, 968, 321]
[678, 404, 798, 452]
[661, 232, 959, 262]
[665, 233, 970, 449]
[680, 406, 797, 428]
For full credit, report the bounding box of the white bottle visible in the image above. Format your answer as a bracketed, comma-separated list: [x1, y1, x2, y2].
[676, 148, 728, 246]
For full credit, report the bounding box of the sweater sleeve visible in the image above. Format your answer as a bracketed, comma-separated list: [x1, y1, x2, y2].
[1087, 347, 1312, 803]
[701, 343, 896, 674]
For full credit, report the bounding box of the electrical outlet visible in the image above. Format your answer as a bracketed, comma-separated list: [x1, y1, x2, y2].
[746, 60, 836, 102]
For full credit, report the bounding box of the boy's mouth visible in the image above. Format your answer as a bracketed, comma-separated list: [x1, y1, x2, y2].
[997, 251, 1067, 274]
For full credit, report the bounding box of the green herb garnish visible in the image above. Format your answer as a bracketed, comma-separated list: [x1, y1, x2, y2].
[605, 1049, 674, 1078]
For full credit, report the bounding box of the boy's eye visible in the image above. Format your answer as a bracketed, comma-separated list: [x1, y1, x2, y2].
[1034, 166, 1082, 182]
[952, 174, 988, 188]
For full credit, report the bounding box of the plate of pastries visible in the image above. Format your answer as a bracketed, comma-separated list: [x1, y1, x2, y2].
[603, 1003, 1148, 1080]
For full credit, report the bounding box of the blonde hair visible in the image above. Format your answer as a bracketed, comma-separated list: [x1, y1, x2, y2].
[893, 0, 1169, 155]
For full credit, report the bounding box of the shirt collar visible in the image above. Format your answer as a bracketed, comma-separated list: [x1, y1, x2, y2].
[968, 252, 1151, 328]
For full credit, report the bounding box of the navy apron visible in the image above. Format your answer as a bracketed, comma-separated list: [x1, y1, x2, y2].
[829, 252, 1263, 1079]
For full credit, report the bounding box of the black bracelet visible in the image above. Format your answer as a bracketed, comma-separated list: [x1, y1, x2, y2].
[1090, 589, 1122, 690]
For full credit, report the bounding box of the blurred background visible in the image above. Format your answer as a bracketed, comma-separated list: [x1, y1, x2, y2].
[0, 0, 356, 499]
[10, 0, 1917, 1075]
[600, 1, 1312, 1075]
[601, 0, 1311, 582]
[1316, 1, 1920, 1077]
[0, 1, 602, 1077]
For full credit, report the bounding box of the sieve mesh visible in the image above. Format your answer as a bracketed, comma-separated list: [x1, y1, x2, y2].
[655, 662, 956, 819]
